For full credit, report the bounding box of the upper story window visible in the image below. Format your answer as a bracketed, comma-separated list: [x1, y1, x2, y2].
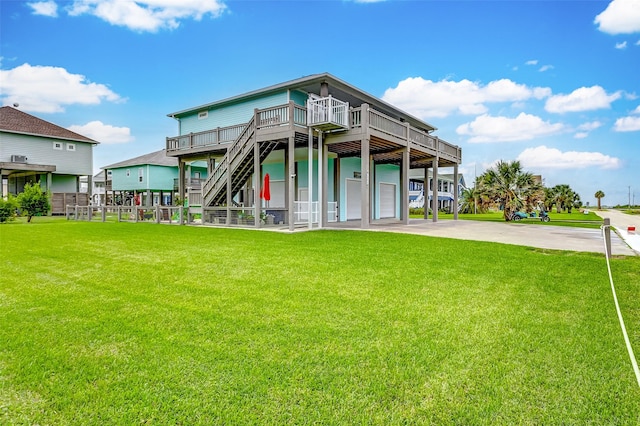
[126, 169, 131, 177]
[198, 111, 208, 120]
[138, 167, 144, 182]
[66, 143, 76, 151]
[53, 142, 63, 150]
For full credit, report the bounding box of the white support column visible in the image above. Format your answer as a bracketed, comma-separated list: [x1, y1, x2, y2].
[288, 136, 295, 231]
[254, 139, 261, 228]
[432, 155, 439, 223]
[453, 163, 459, 220]
[318, 131, 323, 229]
[321, 142, 329, 227]
[308, 127, 314, 229]
[401, 145, 410, 224]
[361, 138, 370, 229]
[423, 166, 429, 220]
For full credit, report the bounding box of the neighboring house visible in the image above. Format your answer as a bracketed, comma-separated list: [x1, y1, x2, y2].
[165, 73, 462, 229]
[409, 170, 467, 212]
[0, 106, 97, 213]
[80, 170, 111, 206]
[102, 149, 206, 206]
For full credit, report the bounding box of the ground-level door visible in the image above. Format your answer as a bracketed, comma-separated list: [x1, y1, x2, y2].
[379, 182, 396, 219]
[346, 178, 361, 220]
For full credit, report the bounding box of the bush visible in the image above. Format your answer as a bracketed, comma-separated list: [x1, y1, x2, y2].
[17, 182, 51, 222]
[0, 196, 17, 222]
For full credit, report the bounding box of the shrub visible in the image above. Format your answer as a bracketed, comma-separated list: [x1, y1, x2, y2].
[0, 195, 17, 222]
[16, 182, 51, 223]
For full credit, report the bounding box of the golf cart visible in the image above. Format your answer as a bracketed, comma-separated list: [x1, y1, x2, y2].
[511, 208, 550, 222]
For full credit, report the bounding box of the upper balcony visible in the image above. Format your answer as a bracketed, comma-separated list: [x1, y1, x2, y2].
[306, 95, 349, 132]
[166, 100, 461, 166]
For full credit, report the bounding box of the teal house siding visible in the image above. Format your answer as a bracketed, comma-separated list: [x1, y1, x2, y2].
[180, 91, 289, 135]
[289, 90, 308, 107]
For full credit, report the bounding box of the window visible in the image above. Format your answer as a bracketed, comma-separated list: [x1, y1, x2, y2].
[198, 111, 208, 120]
[53, 142, 63, 150]
[66, 143, 76, 151]
[138, 168, 143, 183]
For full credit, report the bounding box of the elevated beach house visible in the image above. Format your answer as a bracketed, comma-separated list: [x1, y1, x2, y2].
[102, 149, 206, 207]
[166, 73, 462, 230]
[0, 106, 97, 214]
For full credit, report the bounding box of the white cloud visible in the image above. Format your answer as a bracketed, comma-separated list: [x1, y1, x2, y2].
[66, 0, 226, 32]
[68, 121, 134, 144]
[636, 39, 640, 45]
[382, 77, 551, 119]
[517, 145, 621, 170]
[615, 41, 628, 49]
[28, 1, 58, 17]
[577, 121, 603, 131]
[545, 86, 621, 113]
[525, 59, 538, 66]
[539, 65, 554, 72]
[456, 113, 565, 143]
[574, 132, 589, 139]
[614, 115, 640, 131]
[594, 0, 640, 35]
[0, 63, 122, 113]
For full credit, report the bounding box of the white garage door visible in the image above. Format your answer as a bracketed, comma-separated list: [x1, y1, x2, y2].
[379, 182, 396, 219]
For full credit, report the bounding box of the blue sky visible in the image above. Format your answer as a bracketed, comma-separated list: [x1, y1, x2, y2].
[1, 0, 639, 206]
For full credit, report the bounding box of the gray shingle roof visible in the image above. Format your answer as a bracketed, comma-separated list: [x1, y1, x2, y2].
[102, 149, 177, 169]
[0, 106, 97, 143]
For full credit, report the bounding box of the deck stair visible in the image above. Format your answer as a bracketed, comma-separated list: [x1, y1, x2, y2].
[202, 116, 277, 206]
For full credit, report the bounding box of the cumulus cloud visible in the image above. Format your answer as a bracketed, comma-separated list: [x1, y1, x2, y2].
[577, 121, 603, 131]
[456, 113, 565, 143]
[539, 65, 554, 72]
[382, 77, 551, 119]
[594, 0, 640, 35]
[614, 115, 640, 131]
[545, 86, 621, 113]
[68, 121, 134, 144]
[525, 59, 539, 66]
[65, 0, 226, 32]
[615, 41, 628, 49]
[517, 145, 621, 170]
[0, 63, 122, 113]
[28, 0, 58, 17]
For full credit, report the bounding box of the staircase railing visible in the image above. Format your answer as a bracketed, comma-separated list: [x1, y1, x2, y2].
[202, 115, 256, 206]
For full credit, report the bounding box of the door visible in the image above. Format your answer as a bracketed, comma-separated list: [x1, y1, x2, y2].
[299, 187, 309, 221]
[379, 182, 396, 219]
[346, 179, 361, 220]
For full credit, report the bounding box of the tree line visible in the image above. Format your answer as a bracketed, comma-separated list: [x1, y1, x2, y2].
[459, 160, 603, 221]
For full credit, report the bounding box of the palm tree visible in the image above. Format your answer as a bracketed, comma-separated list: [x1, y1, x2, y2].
[595, 190, 605, 210]
[479, 160, 541, 221]
[553, 184, 572, 213]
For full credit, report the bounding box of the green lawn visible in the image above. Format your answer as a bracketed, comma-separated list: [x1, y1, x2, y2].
[1, 220, 639, 424]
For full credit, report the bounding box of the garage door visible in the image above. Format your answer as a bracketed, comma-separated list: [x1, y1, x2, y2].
[379, 182, 396, 219]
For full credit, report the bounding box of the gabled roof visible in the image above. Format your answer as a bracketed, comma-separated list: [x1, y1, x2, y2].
[0, 106, 97, 144]
[167, 72, 438, 133]
[103, 149, 177, 169]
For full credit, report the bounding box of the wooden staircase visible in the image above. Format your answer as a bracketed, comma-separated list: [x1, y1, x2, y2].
[202, 116, 278, 206]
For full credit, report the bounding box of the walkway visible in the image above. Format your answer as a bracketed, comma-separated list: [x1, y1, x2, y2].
[323, 218, 638, 256]
[594, 209, 640, 254]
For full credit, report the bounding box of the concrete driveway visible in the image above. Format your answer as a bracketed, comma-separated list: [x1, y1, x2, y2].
[594, 209, 640, 253]
[326, 217, 638, 256]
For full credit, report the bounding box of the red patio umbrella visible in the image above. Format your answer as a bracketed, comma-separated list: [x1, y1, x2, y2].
[260, 173, 271, 204]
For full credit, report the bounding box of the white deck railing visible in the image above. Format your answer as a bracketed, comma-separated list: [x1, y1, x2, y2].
[294, 201, 338, 224]
[307, 96, 349, 129]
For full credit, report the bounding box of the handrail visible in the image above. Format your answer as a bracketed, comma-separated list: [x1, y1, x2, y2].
[202, 115, 256, 204]
[166, 123, 246, 152]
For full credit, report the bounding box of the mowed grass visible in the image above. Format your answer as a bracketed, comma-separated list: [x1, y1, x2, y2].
[1, 220, 639, 424]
